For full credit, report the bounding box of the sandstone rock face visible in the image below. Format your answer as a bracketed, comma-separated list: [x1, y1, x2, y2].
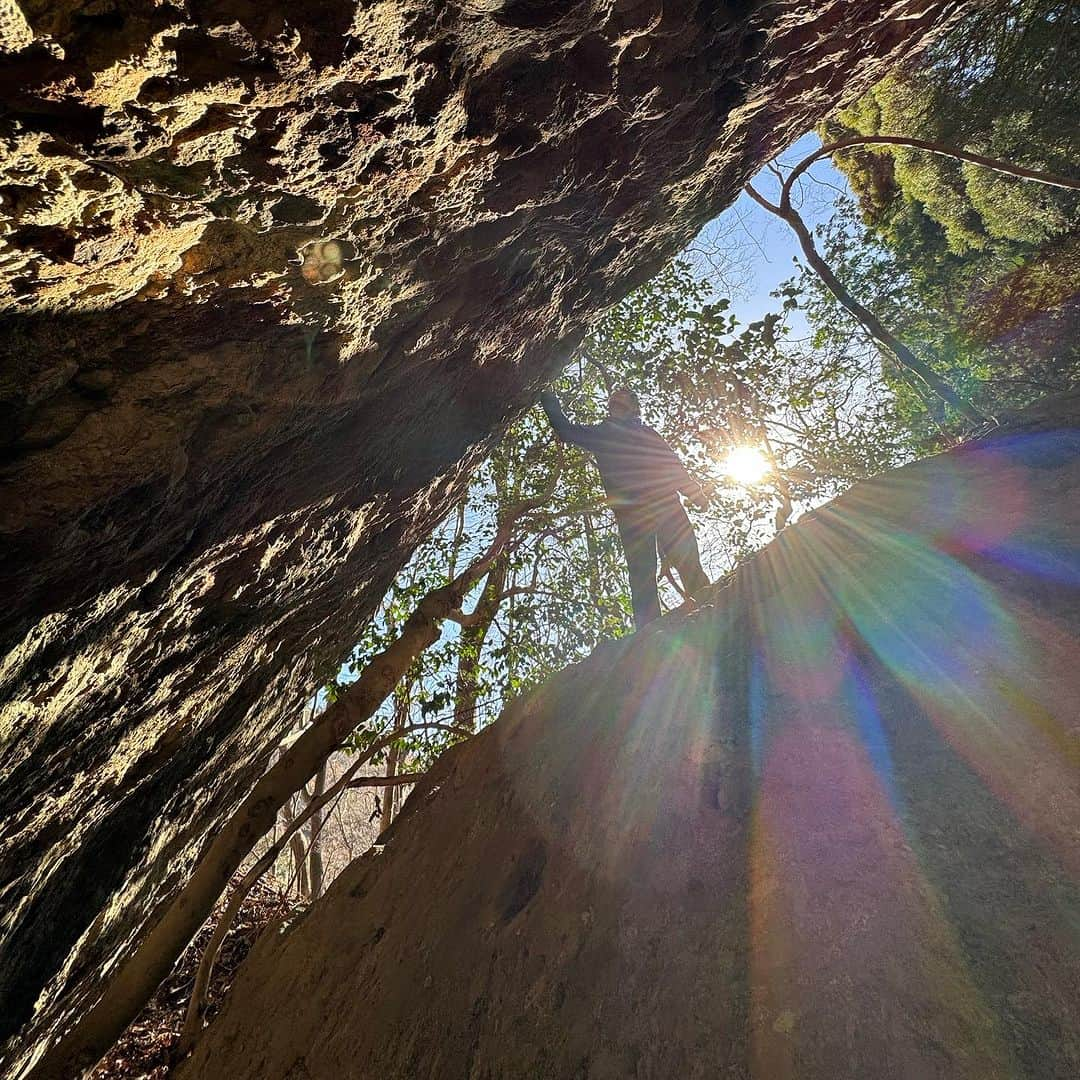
[186, 398, 1080, 1080]
[0, 0, 970, 1072]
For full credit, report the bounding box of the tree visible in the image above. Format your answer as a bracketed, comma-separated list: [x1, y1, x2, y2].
[828, 2, 1079, 249]
[820, 0, 1080, 407]
[746, 132, 1079, 426]
[745, 172, 987, 423]
[323, 250, 935, 795]
[33, 473, 559, 1078]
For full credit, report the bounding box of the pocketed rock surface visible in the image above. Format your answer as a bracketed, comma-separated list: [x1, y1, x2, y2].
[0, 1, 971, 1073]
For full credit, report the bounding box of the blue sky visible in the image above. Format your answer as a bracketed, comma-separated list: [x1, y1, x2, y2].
[690, 132, 850, 326]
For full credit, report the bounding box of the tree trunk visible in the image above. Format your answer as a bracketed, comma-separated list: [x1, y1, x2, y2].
[307, 763, 327, 901]
[382, 741, 401, 832]
[453, 621, 494, 732]
[280, 794, 311, 902]
[582, 514, 604, 612]
[382, 694, 409, 831]
[453, 556, 509, 731]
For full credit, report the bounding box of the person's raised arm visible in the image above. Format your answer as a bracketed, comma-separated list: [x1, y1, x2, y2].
[539, 390, 602, 450]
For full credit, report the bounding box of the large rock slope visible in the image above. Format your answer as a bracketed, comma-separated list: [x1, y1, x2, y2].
[0, 0, 970, 1072]
[187, 398, 1080, 1080]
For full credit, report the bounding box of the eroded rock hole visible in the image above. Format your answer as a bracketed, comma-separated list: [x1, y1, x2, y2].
[499, 837, 547, 922]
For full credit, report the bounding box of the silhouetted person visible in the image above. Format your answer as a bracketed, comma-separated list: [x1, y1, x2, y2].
[540, 388, 710, 628]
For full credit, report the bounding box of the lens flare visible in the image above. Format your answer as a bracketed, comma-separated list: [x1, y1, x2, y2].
[724, 445, 771, 486]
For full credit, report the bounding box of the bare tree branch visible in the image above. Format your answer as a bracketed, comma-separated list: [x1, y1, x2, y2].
[345, 772, 424, 790]
[745, 133, 1080, 425]
[782, 134, 1080, 211]
[744, 181, 987, 423]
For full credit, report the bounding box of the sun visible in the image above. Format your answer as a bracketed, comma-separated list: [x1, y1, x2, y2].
[723, 445, 771, 487]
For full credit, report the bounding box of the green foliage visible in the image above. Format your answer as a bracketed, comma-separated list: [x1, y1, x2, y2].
[829, 1, 1079, 253]
[323, 254, 929, 772]
[814, 0, 1080, 429]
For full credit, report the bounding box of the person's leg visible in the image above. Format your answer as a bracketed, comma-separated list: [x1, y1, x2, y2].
[615, 509, 661, 628]
[657, 498, 710, 599]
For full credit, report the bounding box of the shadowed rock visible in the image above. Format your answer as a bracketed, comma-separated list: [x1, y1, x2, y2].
[185, 395, 1080, 1079]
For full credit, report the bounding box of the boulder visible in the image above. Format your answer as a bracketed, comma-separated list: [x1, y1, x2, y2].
[186, 397, 1080, 1079]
